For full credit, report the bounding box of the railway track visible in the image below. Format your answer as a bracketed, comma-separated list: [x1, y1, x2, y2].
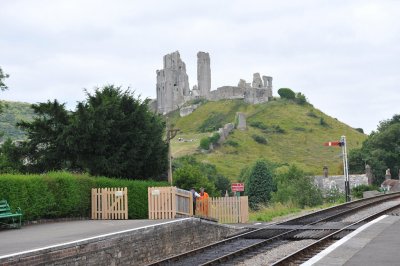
[271, 203, 400, 265]
[147, 192, 400, 266]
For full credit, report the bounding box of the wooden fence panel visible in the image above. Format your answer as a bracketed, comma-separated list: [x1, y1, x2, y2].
[148, 187, 192, 219]
[197, 196, 248, 223]
[91, 187, 128, 220]
[240, 196, 249, 223]
[148, 187, 248, 223]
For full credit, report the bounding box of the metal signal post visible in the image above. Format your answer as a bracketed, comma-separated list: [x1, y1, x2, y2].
[324, 136, 351, 202]
[341, 135, 351, 202]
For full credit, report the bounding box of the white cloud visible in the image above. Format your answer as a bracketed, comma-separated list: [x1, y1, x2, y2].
[1, 0, 400, 134]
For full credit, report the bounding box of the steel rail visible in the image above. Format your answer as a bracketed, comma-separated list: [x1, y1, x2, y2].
[147, 192, 400, 266]
[194, 194, 400, 265]
[271, 202, 400, 265]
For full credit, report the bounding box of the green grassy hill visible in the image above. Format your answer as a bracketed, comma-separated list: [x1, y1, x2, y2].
[0, 101, 35, 141]
[169, 99, 367, 180]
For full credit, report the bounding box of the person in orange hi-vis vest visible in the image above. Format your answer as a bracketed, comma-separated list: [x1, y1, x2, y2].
[198, 187, 209, 216]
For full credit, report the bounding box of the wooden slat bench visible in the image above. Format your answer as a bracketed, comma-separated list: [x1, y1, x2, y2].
[0, 200, 22, 229]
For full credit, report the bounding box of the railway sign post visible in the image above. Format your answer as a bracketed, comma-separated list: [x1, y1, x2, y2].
[231, 183, 244, 197]
[324, 136, 350, 202]
[341, 136, 351, 202]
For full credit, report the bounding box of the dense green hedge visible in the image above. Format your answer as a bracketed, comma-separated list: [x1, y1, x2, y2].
[0, 172, 167, 221]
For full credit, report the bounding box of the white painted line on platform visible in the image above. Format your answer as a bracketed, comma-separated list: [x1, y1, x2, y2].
[301, 215, 388, 266]
[0, 218, 192, 259]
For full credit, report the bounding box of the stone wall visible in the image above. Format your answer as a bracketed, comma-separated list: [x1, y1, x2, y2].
[208, 86, 246, 101]
[218, 123, 235, 144]
[236, 112, 247, 130]
[244, 87, 271, 104]
[0, 218, 243, 266]
[207, 85, 272, 104]
[314, 174, 368, 193]
[179, 104, 201, 117]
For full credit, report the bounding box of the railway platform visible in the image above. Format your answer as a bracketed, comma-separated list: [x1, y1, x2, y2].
[304, 215, 400, 265]
[0, 219, 178, 257]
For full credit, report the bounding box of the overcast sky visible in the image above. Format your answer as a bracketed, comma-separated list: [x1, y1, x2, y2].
[1, 0, 399, 134]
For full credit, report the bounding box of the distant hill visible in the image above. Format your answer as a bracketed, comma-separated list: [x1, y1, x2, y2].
[0, 101, 35, 141]
[169, 99, 367, 179]
[0, 99, 367, 179]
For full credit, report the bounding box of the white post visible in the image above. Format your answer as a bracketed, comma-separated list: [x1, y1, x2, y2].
[341, 135, 350, 201]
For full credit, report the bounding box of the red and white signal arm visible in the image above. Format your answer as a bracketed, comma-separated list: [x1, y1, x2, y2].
[232, 183, 245, 192]
[323, 141, 342, 147]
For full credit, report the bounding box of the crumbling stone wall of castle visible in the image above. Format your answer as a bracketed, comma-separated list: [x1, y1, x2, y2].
[155, 51, 274, 115]
[197, 52, 211, 97]
[156, 51, 190, 114]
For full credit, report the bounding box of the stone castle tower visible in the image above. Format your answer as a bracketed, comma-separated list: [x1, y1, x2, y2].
[155, 51, 273, 115]
[156, 51, 190, 114]
[197, 52, 211, 97]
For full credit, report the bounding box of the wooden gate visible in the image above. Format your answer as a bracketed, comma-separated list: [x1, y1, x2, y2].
[148, 187, 192, 219]
[91, 187, 128, 220]
[197, 196, 248, 223]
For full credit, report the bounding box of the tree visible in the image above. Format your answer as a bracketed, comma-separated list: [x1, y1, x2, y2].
[0, 67, 9, 91]
[349, 114, 400, 184]
[67, 85, 168, 179]
[173, 164, 215, 194]
[15, 85, 168, 179]
[17, 100, 72, 172]
[173, 155, 229, 196]
[246, 159, 275, 210]
[0, 66, 9, 115]
[271, 165, 323, 208]
[277, 88, 296, 100]
[0, 138, 25, 173]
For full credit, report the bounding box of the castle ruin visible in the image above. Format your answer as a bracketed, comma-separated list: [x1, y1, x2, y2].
[155, 51, 273, 114]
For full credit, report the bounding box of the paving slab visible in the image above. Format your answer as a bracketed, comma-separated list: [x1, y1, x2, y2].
[303, 215, 400, 265]
[0, 219, 178, 257]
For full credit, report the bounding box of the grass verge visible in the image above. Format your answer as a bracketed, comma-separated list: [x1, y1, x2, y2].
[249, 202, 339, 222]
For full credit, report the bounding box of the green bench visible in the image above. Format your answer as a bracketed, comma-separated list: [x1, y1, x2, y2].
[0, 200, 22, 229]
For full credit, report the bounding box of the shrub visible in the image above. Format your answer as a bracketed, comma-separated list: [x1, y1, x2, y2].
[213, 174, 232, 196]
[355, 128, 364, 134]
[325, 186, 345, 203]
[295, 92, 308, 105]
[200, 133, 220, 150]
[272, 165, 323, 208]
[319, 117, 329, 127]
[351, 184, 379, 199]
[249, 121, 268, 130]
[209, 133, 220, 144]
[0, 172, 167, 221]
[272, 125, 285, 134]
[307, 110, 318, 118]
[200, 137, 211, 150]
[198, 112, 225, 132]
[278, 88, 296, 100]
[225, 140, 239, 147]
[293, 127, 306, 132]
[252, 134, 267, 144]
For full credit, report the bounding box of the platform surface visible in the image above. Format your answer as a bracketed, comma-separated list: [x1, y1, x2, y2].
[0, 219, 180, 257]
[304, 215, 400, 265]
